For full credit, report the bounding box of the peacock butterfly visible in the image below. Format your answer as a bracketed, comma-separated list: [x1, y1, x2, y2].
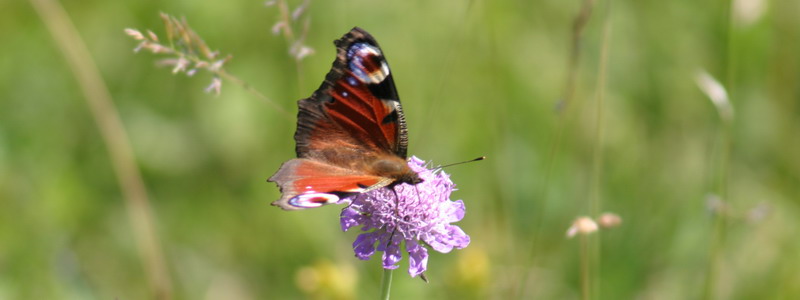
[269, 27, 421, 210]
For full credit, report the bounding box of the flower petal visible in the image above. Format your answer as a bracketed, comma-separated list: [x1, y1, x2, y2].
[447, 200, 466, 222]
[424, 225, 470, 253]
[448, 225, 471, 249]
[425, 235, 453, 253]
[352, 232, 379, 260]
[406, 240, 428, 277]
[382, 233, 403, 269]
[340, 207, 363, 231]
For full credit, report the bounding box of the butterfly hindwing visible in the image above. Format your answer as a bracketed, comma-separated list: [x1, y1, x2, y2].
[269, 159, 391, 210]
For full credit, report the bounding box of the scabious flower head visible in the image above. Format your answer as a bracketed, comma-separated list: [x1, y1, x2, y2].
[340, 156, 470, 277]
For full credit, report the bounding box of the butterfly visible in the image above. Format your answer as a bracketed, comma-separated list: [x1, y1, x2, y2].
[269, 27, 422, 210]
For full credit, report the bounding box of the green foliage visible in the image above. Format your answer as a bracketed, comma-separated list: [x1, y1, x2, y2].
[2, 0, 798, 298]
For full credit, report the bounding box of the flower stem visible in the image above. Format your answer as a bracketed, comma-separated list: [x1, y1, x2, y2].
[580, 234, 591, 300]
[380, 268, 394, 300]
[587, 1, 613, 298]
[703, 0, 736, 297]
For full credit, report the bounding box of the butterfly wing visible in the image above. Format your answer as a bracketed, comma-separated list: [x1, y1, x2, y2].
[295, 27, 408, 162]
[269, 27, 411, 210]
[269, 159, 393, 210]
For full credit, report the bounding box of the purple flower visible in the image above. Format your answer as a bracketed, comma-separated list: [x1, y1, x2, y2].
[340, 156, 470, 277]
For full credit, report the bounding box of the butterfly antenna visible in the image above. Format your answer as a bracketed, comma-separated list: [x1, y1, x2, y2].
[437, 156, 486, 169]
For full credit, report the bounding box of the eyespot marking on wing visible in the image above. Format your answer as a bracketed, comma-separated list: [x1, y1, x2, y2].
[288, 193, 340, 208]
[347, 43, 390, 84]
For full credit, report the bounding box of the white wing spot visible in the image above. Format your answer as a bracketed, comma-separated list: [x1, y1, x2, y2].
[289, 193, 340, 208]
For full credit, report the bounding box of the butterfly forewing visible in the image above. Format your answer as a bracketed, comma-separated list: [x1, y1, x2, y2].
[295, 28, 407, 161]
[327, 74, 402, 152]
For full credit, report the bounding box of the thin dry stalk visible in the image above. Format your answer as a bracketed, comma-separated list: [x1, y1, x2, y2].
[580, 234, 590, 300]
[557, 0, 598, 113]
[271, 0, 314, 61]
[30, 0, 172, 298]
[269, 0, 314, 93]
[698, 71, 735, 300]
[587, 1, 613, 298]
[517, 0, 599, 297]
[695, 44, 736, 299]
[126, 13, 290, 117]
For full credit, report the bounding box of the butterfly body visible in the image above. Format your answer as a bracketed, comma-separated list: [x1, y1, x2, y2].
[269, 27, 420, 210]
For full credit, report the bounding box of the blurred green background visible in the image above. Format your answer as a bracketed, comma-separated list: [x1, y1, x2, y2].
[2, 0, 799, 298]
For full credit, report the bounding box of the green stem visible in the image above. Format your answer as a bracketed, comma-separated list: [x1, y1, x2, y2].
[380, 268, 394, 300]
[703, 0, 735, 297]
[580, 234, 591, 300]
[588, 1, 613, 298]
